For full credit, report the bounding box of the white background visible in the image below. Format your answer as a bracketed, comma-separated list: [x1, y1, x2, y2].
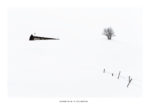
[8, 8, 142, 97]
[1, 0, 150, 105]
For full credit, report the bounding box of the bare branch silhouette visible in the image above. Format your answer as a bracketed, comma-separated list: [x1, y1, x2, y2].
[103, 27, 115, 40]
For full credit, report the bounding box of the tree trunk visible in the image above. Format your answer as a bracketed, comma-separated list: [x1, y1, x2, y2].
[107, 36, 111, 40]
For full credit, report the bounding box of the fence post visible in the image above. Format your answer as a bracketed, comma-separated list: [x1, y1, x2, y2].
[117, 71, 121, 79]
[103, 68, 106, 73]
[127, 76, 132, 88]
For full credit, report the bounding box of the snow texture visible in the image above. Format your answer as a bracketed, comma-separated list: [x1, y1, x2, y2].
[8, 8, 142, 97]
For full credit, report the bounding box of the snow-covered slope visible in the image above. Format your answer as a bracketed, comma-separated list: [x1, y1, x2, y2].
[8, 8, 142, 97]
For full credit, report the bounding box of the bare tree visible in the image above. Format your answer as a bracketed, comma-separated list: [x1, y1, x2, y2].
[103, 27, 115, 40]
